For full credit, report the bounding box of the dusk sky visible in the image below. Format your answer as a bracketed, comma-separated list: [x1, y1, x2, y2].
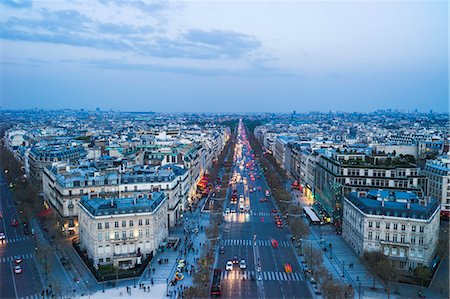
[1, 0, 448, 113]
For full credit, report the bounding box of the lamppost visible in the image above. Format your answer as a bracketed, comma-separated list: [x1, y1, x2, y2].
[166, 278, 169, 297]
[358, 282, 362, 299]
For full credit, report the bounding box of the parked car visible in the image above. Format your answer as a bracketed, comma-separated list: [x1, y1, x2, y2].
[14, 256, 22, 264]
[0, 232, 5, 240]
[239, 260, 247, 269]
[219, 246, 225, 255]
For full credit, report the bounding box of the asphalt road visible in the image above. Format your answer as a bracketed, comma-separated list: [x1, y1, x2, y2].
[0, 170, 43, 299]
[215, 121, 312, 299]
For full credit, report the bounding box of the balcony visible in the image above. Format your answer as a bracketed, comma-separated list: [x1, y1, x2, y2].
[110, 237, 138, 243]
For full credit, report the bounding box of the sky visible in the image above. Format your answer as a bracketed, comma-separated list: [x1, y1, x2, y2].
[0, 0, 448, 113]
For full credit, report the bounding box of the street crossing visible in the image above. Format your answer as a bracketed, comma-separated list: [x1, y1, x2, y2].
[0, 236, 30, 244]
[0, 252, 34, 263]
[221, 270, 303, 282]
[221, 239, 291, 247]
[18, 295, 41, 299]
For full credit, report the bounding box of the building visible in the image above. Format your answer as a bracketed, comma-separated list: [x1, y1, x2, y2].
[315, 149, 426, 223]
[29, 146, 86, 190]
[43, 162, 188, 234]
[423, 156, 450, 218]
[343, 190, 440, 270]
[77, 192, 168, 269]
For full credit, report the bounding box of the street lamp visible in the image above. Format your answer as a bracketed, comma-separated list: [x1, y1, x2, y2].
[358, 282, 362, 299]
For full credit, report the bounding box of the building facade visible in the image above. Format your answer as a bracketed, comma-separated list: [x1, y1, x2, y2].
[343, 190, 440, 270]
[423, 156, 450, 218]
[78, 192, 168, 269]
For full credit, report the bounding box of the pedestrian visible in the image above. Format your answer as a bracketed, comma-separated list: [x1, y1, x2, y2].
[148, 286, 150, 292]
[151, 277, 154, 286]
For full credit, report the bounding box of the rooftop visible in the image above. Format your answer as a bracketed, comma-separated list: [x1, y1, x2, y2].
[79, 192, 166, 217]
[346, 190, 440, 220]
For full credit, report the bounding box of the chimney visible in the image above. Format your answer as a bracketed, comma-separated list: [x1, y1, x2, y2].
[133, 194, 137, 205]
[407, 200, 410, 209]
[148, 193, 152, 200]
[381, 197, 385, 208]
[110, 197, 114, 207]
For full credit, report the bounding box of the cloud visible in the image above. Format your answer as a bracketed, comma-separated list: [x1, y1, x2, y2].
[1, 8, 262, 60]
[1, 0, 32, 8]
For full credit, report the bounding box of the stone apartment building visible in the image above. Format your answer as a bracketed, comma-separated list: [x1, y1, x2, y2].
[78, 192, 168, 269]
[343, 190, 440, 271]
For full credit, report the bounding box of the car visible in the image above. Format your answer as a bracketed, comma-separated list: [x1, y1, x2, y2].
[230, 209, 236, 214]
[225, 208, 230, 214]
[271, 239, 279, 248]
[240, 260, 247, 269]
[272, 209, 278, 213]
[11, 219, 19, 227]
[23, 226, 30, 235]
[0, 232, 5, 240]
[219, 246, 225, 255]
[232, 256, 239, 264]
[14, 265, 22, 274]
[276, 222, 283, 228]
[14, 256, 22, 264]
[225, 261, 233, 271]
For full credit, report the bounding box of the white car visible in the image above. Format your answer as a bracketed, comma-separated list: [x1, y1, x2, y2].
[14, 256, 22, 264]
[0, 232, 5, 240]
[225, 208, 230, 214]
[240, 260, 247, 269]
[230, 209, 236, 214]
[14, 265, 22, 274]
[226, 261, 233, 271]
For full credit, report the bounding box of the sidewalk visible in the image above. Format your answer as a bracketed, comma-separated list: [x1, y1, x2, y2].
[134, 198, 211, 299]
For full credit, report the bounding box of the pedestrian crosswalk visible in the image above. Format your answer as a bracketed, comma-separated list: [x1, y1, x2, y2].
[1, 253, 34, 263]
[221, 270, 303, 282]
[18, 294, 41, 299]
[251, 211, 275, 216]
[0, 236, 30, 244]
[221, 239, 291, 247]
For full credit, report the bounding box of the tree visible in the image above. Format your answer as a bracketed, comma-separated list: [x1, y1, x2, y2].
[414, 265, 431, 287]
[363, 251, 397, 297]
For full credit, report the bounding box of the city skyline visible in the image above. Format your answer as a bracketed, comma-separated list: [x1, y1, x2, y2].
[1, 0, 448, 113]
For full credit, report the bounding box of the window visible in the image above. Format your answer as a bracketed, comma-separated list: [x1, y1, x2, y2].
[418, 249, 423, 258]
[392, 247, 397, 255]
[401, 235, 405, 243]
[114, 231, 119, 240]
[368, 231, 373, 240]
[99, 258, 104, 263]
[145, 228, 150, 236]
[145, 219, 150, 225]
[375, 232, 380, 240]
[129, 230, 134, 238]
[419, 226, 424, 233]
[98, 245, 104, 254]
[122, 220, 126, 227]
[114, 221, 119, 228]
[386, 223, 390, 229]
[98, 233, 102, 241]
[376, 222, 380, 229]
[393, 234, 398, 242]
[368, 221, 373, 228]
[411, 236, 416, 244]
[410, 249, 415, 257]
[129, 220, 134, 227]
[393, 223, 398, 230]
[105, 222, 109, 229]
[138, 219, 143, 226]
[106, 257, 111, 262]
[401, 224, 405, 231]
[384, 247, 389, 255]
[385, 233, 390, 241]
[419, 236, 424, 245]
[122, 231, 126, 239]
[98, 223, 102, 229]
[105, 232, 110, 240]
[412, 225, 416, 232]
[139, 229, 143, 237]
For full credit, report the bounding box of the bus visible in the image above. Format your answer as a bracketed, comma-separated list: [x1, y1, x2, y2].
[211, 268, 222, 297]
[303, 207, 321, 225]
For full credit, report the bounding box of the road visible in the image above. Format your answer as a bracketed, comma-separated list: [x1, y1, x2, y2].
[215, 120, 312, 299]
[0, 169, 44, 299]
